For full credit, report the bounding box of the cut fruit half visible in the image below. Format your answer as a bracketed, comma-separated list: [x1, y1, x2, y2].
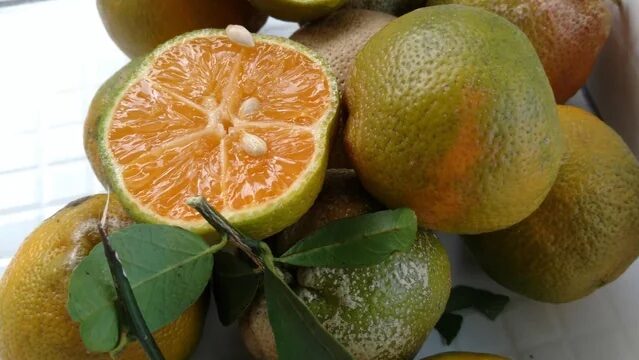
[88, 28, 339, 239]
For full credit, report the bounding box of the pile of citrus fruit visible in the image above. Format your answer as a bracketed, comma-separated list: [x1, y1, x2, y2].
[1, 0, 636, 359]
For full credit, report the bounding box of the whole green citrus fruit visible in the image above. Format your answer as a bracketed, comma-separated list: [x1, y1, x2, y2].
[467, 106, 639, 303]
[98, 0, 267, 57]
[241, 170, 451, 360]
[345, 5, 563, 234]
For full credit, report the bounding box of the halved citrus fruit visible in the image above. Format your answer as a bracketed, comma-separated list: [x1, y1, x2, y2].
[85, 28, 339, 239]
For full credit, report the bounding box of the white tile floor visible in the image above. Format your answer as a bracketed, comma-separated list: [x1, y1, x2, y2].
[1, 1, 638, 359]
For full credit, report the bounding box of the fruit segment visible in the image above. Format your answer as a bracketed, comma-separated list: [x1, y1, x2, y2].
[224, 125, 315, 210]
[106, 35, 332, 221]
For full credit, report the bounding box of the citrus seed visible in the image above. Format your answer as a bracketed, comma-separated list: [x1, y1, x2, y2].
[240, 132, 268, 157]
[239, 97, 261, 118]
[225, 25, 255, 47]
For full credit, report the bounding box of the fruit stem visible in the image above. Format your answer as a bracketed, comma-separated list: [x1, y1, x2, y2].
[187, 196, 265, 270]
[97, 224, 165, 360]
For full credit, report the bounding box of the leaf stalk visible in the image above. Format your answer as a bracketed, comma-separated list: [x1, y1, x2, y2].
[187, 196, 265, 270]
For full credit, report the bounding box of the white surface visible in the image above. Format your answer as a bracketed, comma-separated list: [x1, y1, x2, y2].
[589, 0, 639, 154]
[0, 1, 637, 359]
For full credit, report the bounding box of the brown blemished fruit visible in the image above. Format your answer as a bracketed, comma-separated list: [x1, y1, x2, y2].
[0, 195, 206, 359]
[97, 0, 267, 58]
[345, 5, 563, 234]
[291, 9, 395, 168]
[274, 168, 384, 254]
[291, 9, 395, 95]
[241, 169, 451, 360]
[467, 106, 639, 303]
[428, 0, 612, 103]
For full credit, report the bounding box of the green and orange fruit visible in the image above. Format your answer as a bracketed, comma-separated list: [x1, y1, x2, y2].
[98, 0, 267, 58]
[345, 5, 563, 234]
[291, 9, 396, 168]
[242, 170, 451, 360]
[468, 106, 639, 303]
[428, 0, 612, 103]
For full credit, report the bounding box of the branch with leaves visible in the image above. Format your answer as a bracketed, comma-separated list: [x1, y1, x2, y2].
[68, 196, 509, 359]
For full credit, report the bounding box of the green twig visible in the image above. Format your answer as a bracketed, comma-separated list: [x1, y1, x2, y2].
[208, 234, 230, 255]
[98, 225, 165, 360]
[187, 196, 264, 270]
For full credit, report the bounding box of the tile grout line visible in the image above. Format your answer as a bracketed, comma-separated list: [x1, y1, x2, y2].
[0, 156, 87, 177]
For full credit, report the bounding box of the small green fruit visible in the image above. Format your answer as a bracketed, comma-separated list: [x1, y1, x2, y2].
[241, 170, 451, 359]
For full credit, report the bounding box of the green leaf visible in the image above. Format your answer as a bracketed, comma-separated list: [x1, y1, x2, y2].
[68, 224, 218, 352]
[446, 286, 510, 320]
[68, 250, 119, 352]
[263, 267, 353, 360]
[433, 286, 510, 345]
[275, 209, 417, 268]
[213, 252, 262, 326]
[435, 312, 463, 345]
[98, 225, 165, 360]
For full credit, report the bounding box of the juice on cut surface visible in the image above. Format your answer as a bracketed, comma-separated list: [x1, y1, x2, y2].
[106, 36, 333, 221]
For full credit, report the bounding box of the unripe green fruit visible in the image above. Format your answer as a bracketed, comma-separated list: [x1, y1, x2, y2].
[241, 170, 451, 359]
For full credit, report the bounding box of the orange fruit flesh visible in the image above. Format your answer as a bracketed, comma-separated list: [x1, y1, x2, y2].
[107, 36, 331, 221]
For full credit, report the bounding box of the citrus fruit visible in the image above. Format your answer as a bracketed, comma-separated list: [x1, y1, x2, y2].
[344, 5, 563, 234]
[97, 0, 267, 58]
[345, 0, 424, 15]
[0, 195, 206, 360]
[84, 29, 339, 240]
[422, 352, 510, 360]
[291, 9, 395, 168]
[291, 9, 394, 96]
[248, 0, 348, 22]
[428, 0, 611, 103]
[241, 170, 451, 360]
[467, 105, 639, 303]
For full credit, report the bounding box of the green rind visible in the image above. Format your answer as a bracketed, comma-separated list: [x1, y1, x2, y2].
[248, 0, 348, 22]
[94, 29, 340, 240]
[84, 58, 142, 186]
[298, 230, 451, 360]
